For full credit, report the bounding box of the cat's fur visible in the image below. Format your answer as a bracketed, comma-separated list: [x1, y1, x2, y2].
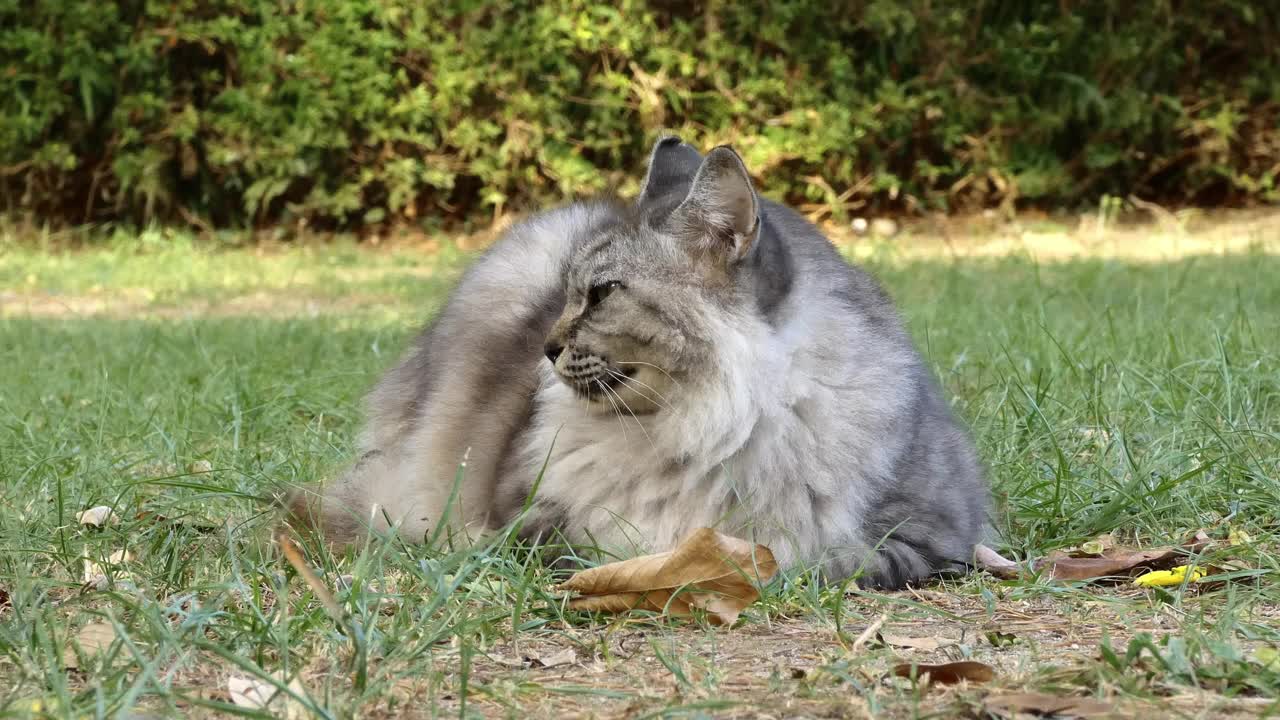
[287, 137, 988, 588]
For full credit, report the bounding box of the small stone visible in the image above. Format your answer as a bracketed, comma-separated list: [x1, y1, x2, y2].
[850, 217, 869, 235]
[870, 218, 900, 238]
[189, 460, 213, 474]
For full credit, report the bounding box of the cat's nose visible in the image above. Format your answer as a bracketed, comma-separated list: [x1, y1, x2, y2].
[544, 343, 564, 364]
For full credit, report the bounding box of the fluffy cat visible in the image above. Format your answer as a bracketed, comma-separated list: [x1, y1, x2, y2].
[287, 137, 988, 588]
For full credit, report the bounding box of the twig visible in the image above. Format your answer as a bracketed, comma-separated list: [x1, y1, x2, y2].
[850, 613, 888, 652]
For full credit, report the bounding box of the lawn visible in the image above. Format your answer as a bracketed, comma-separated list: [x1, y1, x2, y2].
[1, 215, 1278, 719]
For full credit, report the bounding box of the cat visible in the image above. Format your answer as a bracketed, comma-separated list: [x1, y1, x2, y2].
[286, 137, 989, 589]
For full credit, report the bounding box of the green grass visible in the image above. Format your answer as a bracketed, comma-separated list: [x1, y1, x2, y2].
[1, 229, 1279, 718]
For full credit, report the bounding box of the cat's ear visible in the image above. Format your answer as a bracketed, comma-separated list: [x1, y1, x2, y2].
[670, 145, 760, 262]
[637, 135, 704, 206]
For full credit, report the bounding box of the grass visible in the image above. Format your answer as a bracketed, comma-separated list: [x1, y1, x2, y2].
[1, 216, 1279, 718]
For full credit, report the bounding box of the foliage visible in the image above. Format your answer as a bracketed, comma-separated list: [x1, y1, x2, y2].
[2, 0, 1278, 229]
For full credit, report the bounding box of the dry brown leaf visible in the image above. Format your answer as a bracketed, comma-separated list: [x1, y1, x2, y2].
[63, 622, 117, 669]
[527, 647, 577, 668]
[557, 528, 778, 625]
[82, 549, 133, 591]
[984, 692, 1119, 719]
[1040, 530, 1211, 582]
[879, 633, 943, 651]
[891, 660, 995, 685]
[227, 674, 308, 720]
[76, 506, 115, 527]
[979, 531, 1213, 583]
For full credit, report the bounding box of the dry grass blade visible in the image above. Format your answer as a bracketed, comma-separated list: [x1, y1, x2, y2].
[557, 528, 778, 625]
[849, 614, 887, 651]
[879, 633, 944, 651]
[277, 530, 343, 622]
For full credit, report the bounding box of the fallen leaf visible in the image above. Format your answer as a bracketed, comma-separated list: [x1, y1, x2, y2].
[1228, 527, 1253, 546]
[984, 691, 1118, 719]
[879, 633, 943, 651]
[891, 660, 995, 685]
[227, 673, 308, 720]
[76, 506, 115, 527]
[527, 647, 577, 668]
[63, 621, 117, 669]
[83, 549, 133, 591]
[557, 528, 778, 625]
[1039, 530, 1211, 582]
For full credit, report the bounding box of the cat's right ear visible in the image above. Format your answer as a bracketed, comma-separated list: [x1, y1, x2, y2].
[669, 146, 760, 263]
[637, 135, 704, 206]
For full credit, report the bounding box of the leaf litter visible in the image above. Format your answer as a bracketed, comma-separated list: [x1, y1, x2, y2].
[227, 673, 310, 720]
[556, 527, 778, 625]
[977, 530, 1223, 583]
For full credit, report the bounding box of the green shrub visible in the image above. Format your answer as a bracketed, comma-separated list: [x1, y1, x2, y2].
[2, 0, 1277, 229]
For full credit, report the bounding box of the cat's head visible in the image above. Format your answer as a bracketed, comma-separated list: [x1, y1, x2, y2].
[544, 137, 783, 413]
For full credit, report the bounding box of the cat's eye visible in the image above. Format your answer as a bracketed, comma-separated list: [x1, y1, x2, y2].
[586, 280, 623, 308]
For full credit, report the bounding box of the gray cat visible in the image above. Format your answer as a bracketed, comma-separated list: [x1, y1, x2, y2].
[287, 137, 988, 589]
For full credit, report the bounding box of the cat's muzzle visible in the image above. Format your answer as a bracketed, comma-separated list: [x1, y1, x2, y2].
[551, 350, 635, 400]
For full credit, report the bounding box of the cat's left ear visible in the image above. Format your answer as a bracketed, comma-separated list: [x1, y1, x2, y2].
[670, 146, 760, 263]
[638, 135, 704, 206]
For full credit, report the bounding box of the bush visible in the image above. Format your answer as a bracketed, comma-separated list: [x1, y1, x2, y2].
[2, 0, 1277, 230]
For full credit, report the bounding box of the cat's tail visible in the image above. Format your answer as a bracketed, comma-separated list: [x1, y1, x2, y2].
[278, 482, 362, 549]
[276, 450, 392, 548]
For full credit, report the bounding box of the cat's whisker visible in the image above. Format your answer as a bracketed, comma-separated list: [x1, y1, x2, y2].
[593, 378, 628, 441]
[607, 369, 673, 410]
[600, 377, 658, 451]
[615, 361, 683, 389]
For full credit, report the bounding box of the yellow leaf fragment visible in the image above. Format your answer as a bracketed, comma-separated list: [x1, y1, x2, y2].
[1134, 564, 1204, 588]
[1079, 540, 1106, 556]
[557, 528, 778, 625]
[1228, 527, 1253, 546]
[1255, 646, 1280, 672]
